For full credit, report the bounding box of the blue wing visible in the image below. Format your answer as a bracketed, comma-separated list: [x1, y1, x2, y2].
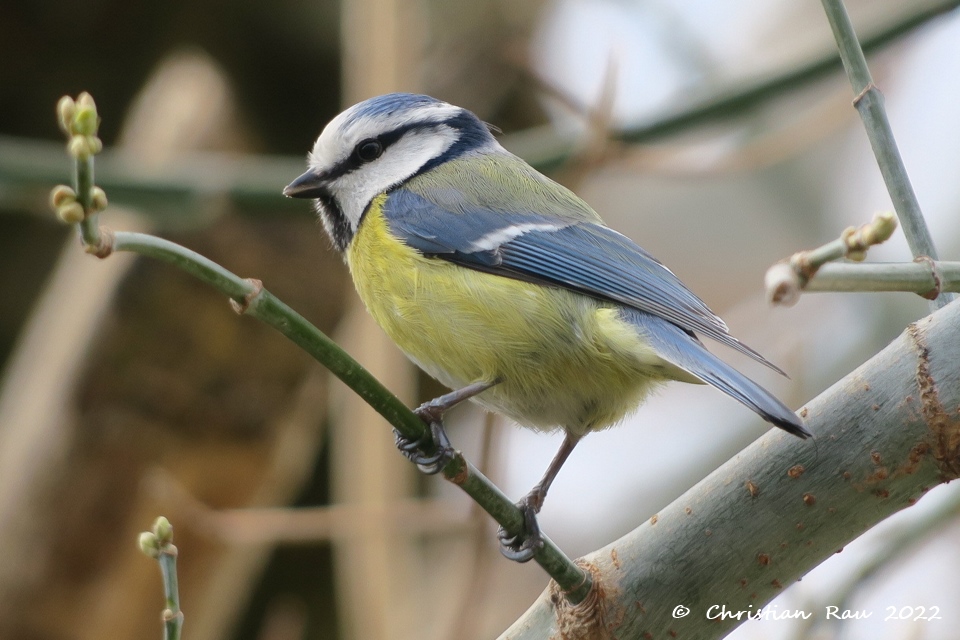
[383, 188, 785, 375]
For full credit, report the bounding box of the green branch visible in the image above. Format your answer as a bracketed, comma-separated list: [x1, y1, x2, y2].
[138, 517, 184, 640]
[820, 0, 954, 310]
[52, 94, 591, 603]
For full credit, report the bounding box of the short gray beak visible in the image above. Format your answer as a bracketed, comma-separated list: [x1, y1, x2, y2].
[284, 170, 326, 199]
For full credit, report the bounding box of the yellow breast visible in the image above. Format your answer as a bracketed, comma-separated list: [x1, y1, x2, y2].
[346, 195, 673, 434]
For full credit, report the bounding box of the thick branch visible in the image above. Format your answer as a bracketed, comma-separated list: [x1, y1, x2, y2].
[500, 300, 960, 639]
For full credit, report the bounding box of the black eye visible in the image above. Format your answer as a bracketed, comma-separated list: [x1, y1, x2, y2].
[355, 138, 383, 162]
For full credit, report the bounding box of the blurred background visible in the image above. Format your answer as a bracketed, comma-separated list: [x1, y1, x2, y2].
[2, 0, 960, 639]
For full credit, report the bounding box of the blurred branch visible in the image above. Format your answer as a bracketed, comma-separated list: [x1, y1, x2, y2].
[520, 0, 960, 169]
[51, 94, 591, 603]
[820, 0, 955, 311]
[0, 213, 146, 624]
[2, 135, 306, 225]
[612, 86, 853, 177]
[612, 0, 959, 142]
[189, 364, 329, 640]
[150, 468, 472, 543]
[4, 1, 957, 222]
[199, 502, 472, 543]
[138, 517, 184, 640]
[502, 299, 960, 639]
[551, 51, 620, 189]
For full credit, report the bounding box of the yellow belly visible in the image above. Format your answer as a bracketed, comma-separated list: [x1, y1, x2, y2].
[346, 195, 675, 435]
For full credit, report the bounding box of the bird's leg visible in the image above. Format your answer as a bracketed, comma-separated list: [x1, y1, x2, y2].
[498, 432, 582, 563]
[394, 379, 498, 474]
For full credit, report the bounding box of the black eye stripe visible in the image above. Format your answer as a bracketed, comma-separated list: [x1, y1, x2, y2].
[322, 125, 415, 181]
[411, 111, 495, 177]
[322, 113, 492, 182]
[375, 127, 408, 149]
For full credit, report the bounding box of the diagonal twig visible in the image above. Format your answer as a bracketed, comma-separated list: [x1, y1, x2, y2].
[820, 0, 955, 310]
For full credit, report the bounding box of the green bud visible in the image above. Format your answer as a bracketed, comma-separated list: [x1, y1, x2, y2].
[57, 96, 76, 134]
[139, 531, 161, 558]
[73, 106, 99, 137]
[90, 186, 108, 212]
[68, 135, 91, 159]
[87, 136, 103, 155]
[49, 184, 77, 210]
[153, 516, 174, 546]
[57, 201, 86, 224]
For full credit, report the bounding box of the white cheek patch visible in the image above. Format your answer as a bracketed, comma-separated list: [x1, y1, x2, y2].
[309, 102, 464, 171]
[330, 127, 459, 229]
[469, 222, 566, 252]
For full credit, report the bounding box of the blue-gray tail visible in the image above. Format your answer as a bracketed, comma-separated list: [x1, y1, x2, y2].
[623, 309, 812, 439]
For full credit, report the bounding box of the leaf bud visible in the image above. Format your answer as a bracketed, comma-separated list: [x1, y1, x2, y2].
[49, 184, 77, 210]
[57, 96, 76, 134]
[138, 531, 161, 558]
[57, 201, 86, 224]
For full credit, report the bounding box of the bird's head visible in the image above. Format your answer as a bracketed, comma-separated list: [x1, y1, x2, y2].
[284, 93, 498, 252]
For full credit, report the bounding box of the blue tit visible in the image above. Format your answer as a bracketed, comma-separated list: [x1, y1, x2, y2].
[285, 93, 811, 561]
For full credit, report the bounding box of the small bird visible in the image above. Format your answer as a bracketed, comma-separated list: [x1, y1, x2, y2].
[285, 93, 811, 562]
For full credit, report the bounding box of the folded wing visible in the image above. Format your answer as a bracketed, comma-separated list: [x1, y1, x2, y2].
[385, 188, 786, 375]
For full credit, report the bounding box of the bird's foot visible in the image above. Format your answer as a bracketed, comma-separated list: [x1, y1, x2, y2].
[497, 489, 547, 563]
[393, 405, 455, 475]
[395, 381, 498, 474]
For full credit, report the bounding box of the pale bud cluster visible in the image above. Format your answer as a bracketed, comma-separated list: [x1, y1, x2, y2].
[49, 184, 83, 223]
[58, 92, 103, 160]
[49, 183, 108, 224]
[138, 516, 177, 559]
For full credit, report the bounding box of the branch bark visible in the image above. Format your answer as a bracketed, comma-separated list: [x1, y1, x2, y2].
[500, 299, 960, 640]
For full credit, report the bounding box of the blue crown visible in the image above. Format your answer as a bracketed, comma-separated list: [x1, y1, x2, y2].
[349, 93, 444, 121]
